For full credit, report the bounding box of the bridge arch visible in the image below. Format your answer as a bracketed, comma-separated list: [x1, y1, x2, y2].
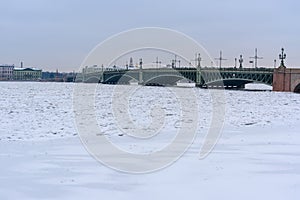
[204, 78, 272, 88]
[84, 75, 102, 83]
[293, 82, 300, 93]
[200, 69, 274, 89]
[144, 74, 193, 86]
[103, 74, 138, 84]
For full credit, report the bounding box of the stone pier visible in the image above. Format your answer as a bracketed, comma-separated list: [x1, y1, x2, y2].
[273, 66, 300, 93]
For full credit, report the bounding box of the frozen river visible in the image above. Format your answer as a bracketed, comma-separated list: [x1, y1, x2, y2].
[0, 82, 299, 200]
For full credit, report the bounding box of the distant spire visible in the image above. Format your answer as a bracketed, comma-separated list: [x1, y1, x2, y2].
[191, 53, 201, 68]
[129, 57, 134, 68]
[172, 54, 180, 68]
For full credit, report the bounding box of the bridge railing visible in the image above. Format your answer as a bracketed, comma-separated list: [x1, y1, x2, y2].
[104, 67, 274, 72]
[202, 67, 274, 72]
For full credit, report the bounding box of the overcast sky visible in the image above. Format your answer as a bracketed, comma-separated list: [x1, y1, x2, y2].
[0, 0, 299, 71]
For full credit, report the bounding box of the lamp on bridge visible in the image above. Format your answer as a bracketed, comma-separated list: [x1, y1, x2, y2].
[279, 48, 286, 68]
[139, 58, 143, 69]
[234, 58, 237, 68]
[191, 53, 202, 69]
[239, 55, 243, 69]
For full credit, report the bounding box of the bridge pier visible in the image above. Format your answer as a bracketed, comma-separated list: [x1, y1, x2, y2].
[273, 67, 300, 93]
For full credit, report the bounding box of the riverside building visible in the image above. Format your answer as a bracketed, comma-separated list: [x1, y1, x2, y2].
[0, 65, 14, 80]
[13, 67, 42, 81]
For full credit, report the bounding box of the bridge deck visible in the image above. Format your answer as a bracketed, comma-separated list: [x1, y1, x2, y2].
[76, 67, 274, 88]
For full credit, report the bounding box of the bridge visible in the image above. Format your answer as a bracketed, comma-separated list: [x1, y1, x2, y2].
[75, 65, 300, 93]
[76, 66, 276, 88]
[75, 48, 300, 92]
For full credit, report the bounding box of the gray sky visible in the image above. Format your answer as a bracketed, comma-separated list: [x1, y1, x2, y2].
[0, 0, 299, 71]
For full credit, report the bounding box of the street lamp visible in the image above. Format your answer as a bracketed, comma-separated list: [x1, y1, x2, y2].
[279, 48, 286, 67]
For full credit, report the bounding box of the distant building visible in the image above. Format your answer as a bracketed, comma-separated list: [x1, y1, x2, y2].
[82, 65, 104, 73]
[13, 67, 42, 81]
[0, 65, 14, 80]
[42, 71, 60, 80]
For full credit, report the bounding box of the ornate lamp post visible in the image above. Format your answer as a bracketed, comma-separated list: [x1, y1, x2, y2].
[239, 55, 243, 69]
[279, 48, 286, 67]
[234, 58, 237, 68]
[197, 53, 202, 69]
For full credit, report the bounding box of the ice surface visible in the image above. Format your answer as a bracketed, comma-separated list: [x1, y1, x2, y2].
[0, 82, 76, 141]
[0, 82, 299, 200]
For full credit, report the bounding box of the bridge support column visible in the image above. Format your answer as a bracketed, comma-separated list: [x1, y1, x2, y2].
[195, 70, 202, 87]
[139, 71, 143, 85]
[273, 67, 291, 92]
[273, 67, 300, 92]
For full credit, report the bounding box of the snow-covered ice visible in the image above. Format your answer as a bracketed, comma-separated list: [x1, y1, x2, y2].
[0, 82, 299, 200]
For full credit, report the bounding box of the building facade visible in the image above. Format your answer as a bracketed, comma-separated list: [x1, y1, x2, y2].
[0, 65, 14, 80]
[13, 68, 42, 81]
